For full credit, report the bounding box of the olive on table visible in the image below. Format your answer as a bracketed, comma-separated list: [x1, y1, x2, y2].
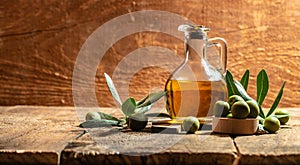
[275, 109, 290, 125]
[264, 116, 280, 133]
[182, 116, 200, 134]
[126, 113, 148, 131]
[85, 111, 101, 121]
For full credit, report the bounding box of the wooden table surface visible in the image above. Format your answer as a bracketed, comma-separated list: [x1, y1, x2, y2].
[0, 106, 300, 165]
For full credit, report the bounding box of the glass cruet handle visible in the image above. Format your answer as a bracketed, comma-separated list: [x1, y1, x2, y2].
[207, 37, 228, 74]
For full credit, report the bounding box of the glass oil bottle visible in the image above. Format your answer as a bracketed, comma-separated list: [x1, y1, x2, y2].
[165, 25, 228, 118]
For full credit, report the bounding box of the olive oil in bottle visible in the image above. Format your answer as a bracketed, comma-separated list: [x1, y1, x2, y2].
[165, 80, 227, 118]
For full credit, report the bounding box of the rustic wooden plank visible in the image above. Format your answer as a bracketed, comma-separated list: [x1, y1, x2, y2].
[61, 131, 237, 165]
[61, 105, 237, 165]
[234, 108, 300, 165]
[0, 106, 83, 164]
[60, 108, 300, 164]
[1, 107, 300, 164]
[0, 151, 58, 165]
[0, 0, 299, 108]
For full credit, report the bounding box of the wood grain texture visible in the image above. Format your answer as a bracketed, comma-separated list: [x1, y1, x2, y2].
[0, 106, 83, 164]
[1, 106, 300, 164]
[61, 108, 300, 165]
[235, 127, 300, 165]
[0, 151, 58, 165]
[61, 130, 236, 165]
[0, 0, 299, 107]
[234, 108, 300, 165]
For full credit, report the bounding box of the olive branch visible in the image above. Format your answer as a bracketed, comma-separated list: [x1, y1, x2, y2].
[79, 73, 168, 129]
[225, 69, 286, 121]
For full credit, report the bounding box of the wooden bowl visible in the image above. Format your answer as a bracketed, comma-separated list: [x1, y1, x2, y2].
[212, 117, 258, 135]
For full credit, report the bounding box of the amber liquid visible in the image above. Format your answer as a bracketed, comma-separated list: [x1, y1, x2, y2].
[165, 80, 227, 118]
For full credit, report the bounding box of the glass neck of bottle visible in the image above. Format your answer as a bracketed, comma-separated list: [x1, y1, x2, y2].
[185, 32, 207, 60]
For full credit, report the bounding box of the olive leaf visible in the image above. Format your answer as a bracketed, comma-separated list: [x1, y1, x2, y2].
[136, 94, 149, 106]
[258, 105, 265, 119]
[234, 80, 253, 101]
[145, 113, 172, 118]
[225, 70, 240, 97]
[226, 70, 254, 100]
[97, 111, 119, 121]
[137, 91, 166, 108]
[266, 82, 286, 117]
[79, 112, 126, 128]
[256, 69, 269, 105]
[121, 97, 136, 117]
[225, 70, 249, 100]
[79, 119, 123, 128]
[135, 104, 152, 114]
[119, 118, 126, 123]
[104, 73, 122, 106]
[240, 69, 250, 91]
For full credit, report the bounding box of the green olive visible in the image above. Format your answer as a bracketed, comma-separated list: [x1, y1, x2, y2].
[126, 113, 148, 131]
[264, 116, 280, 133]
[231, 101, 250, 119]
[85, 111, 101, 121]
[182, 116, 200, 134]
[228, 95, 244, 106]
[213, 100, 230, 117]
[246, 100, 260, 118]
[275, 109, 290, 125]
[226, 113, 233, 118]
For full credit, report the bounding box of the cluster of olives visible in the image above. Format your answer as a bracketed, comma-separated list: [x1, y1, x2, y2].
[213, 95, 291, 133]
[213, 95, 260, 119]
[263, 109, 290, 133]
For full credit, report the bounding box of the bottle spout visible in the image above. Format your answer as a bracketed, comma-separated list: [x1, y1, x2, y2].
[178, 24, 210, 39]
[178, 24, 210, 33]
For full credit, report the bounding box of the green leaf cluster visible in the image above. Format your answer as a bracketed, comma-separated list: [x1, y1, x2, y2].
[225, 69, 285, 119]
[121, 91, 167, 117]
[104, 73, 167, 117]
[79, 73, 169, 129]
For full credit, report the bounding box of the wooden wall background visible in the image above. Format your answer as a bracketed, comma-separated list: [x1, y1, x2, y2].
[0, 0, 299, 108]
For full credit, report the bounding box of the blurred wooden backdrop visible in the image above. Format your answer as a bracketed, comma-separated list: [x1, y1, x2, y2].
[0, 0, 299, 108]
